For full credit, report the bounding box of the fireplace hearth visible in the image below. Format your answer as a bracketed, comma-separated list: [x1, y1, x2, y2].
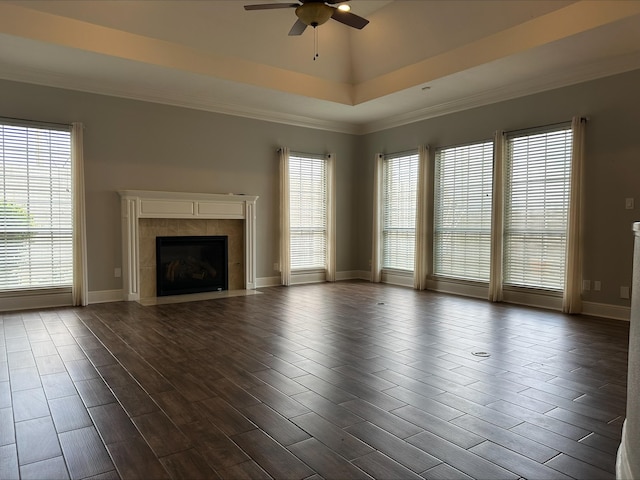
[156, 236, 228, 296]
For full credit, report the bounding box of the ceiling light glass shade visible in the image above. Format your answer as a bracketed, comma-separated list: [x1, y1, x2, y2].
[295, 3, 333, 27]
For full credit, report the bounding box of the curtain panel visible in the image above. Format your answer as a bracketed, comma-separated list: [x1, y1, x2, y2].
[279, 147, 291, 286]
[563, 116, 587, 313]
[71, 122, 88, 306]
[414, 145, 430, 290]
[489, 130, 505, 302]
[326, 153, 337, 282]
[370, 154, 384, 283]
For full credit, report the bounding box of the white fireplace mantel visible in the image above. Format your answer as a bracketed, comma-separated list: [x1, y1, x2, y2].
[119, 190, 258, 301]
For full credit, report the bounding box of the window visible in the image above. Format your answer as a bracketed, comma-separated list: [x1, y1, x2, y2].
[382, 151, 419, 271]
[504, 125, 572, 290]
[0, 121, 72, 291]
[434, 141, 493, 281]
[288, 152, 328, 270]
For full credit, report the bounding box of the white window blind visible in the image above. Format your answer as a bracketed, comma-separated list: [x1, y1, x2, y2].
[504, 125, 572, 291]
[434, 141, 493, 281]
[0, 121, 72, 291]
[382, 151, 418, 271]
[289, 152, 327, 270]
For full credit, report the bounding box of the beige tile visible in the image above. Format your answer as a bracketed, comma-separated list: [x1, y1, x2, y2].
[140, 267, 156, 299]
[139, 236, 156, 268]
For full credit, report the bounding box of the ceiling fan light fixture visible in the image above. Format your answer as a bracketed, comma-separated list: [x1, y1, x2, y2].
[295, 3, 333, 27]
[337, 4, 351, 12]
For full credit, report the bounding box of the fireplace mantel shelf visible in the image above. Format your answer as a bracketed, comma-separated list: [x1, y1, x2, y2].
[119, 190, 258, 301]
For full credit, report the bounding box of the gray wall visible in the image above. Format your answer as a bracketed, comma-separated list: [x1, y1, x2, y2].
[356, 69, 640, 308]
[1, 68, 639, 308]
[0, 79, 358, 292]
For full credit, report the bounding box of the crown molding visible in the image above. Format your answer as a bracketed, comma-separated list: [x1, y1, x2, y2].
[359, 51, 640, 134]
[2, 50, 640, 136]
[0, 65, 360, 135]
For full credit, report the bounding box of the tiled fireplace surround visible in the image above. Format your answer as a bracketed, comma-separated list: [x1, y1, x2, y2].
[119, 190, 258, 301]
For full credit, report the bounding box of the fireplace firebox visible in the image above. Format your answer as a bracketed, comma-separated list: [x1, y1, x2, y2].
[156, 236, 228, 296]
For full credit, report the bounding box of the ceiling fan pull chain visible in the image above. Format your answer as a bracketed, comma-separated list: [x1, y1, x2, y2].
[314, 27, 319, 61]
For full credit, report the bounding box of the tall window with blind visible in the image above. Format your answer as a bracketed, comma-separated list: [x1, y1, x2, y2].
[504, 125, 572, 290]
[0, 121, 72, 291]
[434, 141, 493, 281]
[288, 152, 328, 270]
[382, 151, 419, 271]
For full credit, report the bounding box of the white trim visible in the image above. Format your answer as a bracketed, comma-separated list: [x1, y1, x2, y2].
[258, 271, 371, 287]
[427, 277, 488, 300]
[2, 49, 639, 136]
[0, 290, 72, 312]
[290, 271, 326, 285]
[336, 270, 370, 281]
[359, 52, 640, 134]
[381, 270, 414, 288]
[582, 301, 630, 321]
[88, 289, 124, 304]
[118, 190, 259, 301]
[256, 276, 281, 288]
[502, 288, 563, 311]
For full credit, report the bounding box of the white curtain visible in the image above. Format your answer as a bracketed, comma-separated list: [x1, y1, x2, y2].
[326, 153, 337, 282]
[489, 130, 505, 302]
[414, 145, 430, 290]
[371, 153, 384, 282]
[279, 147, 291, 286]
[563, 117, 586, 313]
[71, 122, 88, 306]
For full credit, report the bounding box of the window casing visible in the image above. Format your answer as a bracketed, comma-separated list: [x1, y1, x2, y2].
[434, 141, 493, 282]
[0, 121, 72, 291]
[504, 125, 572, 291]
[382, 151, 419, 271]
[288, 152, 328, 270]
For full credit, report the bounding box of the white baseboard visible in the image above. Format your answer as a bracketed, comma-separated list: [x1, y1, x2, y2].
[381, 271, 413, 287]
[3, 283, 630, 324]
[88, 289, 124, 304]
[582, 301, 630, 321]
[256, 270, 370, 288]
[256, 276, 281, 288]
[0, 290, 72, 312]
[336, 270, 370, 281]
[290, 271, 326, 285]
[426, 278, 488, 300]
[502, 289, 563, 311]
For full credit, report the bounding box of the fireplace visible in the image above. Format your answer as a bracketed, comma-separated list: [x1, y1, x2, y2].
[118, 190, 258, 302]
[156, 236, 228, 296]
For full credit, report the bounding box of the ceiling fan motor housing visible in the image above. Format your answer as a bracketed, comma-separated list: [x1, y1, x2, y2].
[295, 3, 333, 27]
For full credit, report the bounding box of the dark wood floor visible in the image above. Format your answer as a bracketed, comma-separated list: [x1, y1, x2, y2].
[0, 281, 630, 480]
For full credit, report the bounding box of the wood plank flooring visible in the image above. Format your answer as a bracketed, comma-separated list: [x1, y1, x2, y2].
[0, 281, 630, 479]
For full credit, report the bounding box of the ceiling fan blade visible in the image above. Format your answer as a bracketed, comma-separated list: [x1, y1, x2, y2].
[331, 9, 369, 29]
[288, 18, 308, 36]
[244, 3, 299, 10]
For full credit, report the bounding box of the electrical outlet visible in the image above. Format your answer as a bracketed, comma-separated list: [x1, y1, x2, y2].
[114, 267, 121, 278]
[620, 286, 630, 299]
[626, 198, 635, 209]
[582, 280, 590, 291]
[273, 263, 279, 271]
[593, 280, 601, 291]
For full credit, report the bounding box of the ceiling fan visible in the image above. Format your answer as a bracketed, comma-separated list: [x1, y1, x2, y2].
[244, 0, 369, 36]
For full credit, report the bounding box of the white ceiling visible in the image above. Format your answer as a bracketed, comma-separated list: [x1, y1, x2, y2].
[0, 0, 639, 134]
